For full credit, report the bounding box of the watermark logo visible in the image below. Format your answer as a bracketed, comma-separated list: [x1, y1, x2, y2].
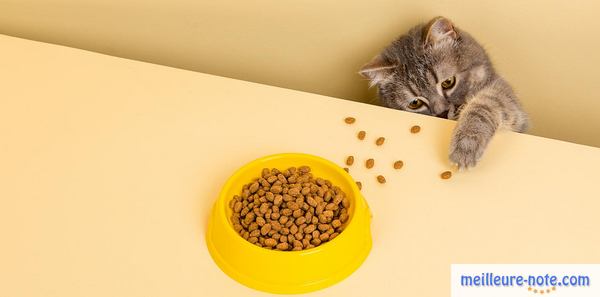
[452, 264, 598, 297]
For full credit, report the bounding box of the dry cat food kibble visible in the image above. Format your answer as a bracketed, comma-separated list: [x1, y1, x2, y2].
[410, 125, 421, 133]
[376, 175, 386, 184]
[393, 160, 404, 169]
[365, 158, 375, 169]
[344, 117, 356, 124]
[229, 166, 351, 251]
[345, 156, 354, 166]
[375, 137, 385, 146]
[357, 131, 366, 140]
[440, 171, 452, 179]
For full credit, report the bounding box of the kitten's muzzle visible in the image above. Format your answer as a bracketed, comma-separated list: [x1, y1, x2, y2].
[436, 110, 449, 119]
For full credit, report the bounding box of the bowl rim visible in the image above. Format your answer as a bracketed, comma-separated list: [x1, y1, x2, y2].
[215, 152, 365, 254]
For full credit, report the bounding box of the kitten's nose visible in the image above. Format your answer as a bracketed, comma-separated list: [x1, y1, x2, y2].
[436, 110, 449, 119]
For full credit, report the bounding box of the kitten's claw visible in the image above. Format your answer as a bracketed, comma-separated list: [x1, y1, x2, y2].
[449, 162, 462, 172]
[449, 135, 485, 170]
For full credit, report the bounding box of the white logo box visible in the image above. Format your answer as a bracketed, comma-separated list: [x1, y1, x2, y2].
[451, 264, 599, 297]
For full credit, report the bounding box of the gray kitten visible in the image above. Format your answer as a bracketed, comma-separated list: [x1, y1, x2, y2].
[359, 16, 528, 169]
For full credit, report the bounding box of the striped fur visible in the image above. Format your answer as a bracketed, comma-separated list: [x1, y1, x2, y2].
[360, 17, 528, 169]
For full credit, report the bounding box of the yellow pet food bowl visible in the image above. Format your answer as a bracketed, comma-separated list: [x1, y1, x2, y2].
[206, 153, 372, 294]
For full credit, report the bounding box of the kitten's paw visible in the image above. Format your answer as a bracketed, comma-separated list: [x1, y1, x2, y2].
[449, 135, 485, 170]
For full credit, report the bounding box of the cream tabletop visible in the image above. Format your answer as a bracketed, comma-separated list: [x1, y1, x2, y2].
[1, 34, 599, 297]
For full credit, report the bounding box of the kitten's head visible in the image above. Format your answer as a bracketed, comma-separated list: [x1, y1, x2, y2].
[359, 17, 494, 119]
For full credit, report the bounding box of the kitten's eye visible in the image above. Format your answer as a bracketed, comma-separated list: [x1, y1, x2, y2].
[441, 76, 456, 90]
[407, 99, 424, 109]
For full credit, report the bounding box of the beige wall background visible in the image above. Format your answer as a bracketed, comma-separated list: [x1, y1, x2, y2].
[1, 0, 599, 147]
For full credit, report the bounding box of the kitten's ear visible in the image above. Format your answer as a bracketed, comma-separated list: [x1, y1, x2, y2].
[359, 55, 397, 87]
[424, 16, 458, 46]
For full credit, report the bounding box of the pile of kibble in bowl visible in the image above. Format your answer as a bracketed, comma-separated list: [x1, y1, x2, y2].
[229, 166, 350, 251]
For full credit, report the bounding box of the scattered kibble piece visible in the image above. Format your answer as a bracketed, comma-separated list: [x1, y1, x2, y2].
[375, 137, 385, 146]
[441, 171, 452, 179]
[356, 181, 362, 190]
[357, 130, 366, 140]
[343, 167, 349, 173]
[410, 125, 421, 133]
[365, 158, 375, 169]
[376, 175, 386, 184]
[393, 160, 404, 169]
[230, 166, 350, 251]
[344, 117, 356, 124]
[345, 156, 354, 166]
